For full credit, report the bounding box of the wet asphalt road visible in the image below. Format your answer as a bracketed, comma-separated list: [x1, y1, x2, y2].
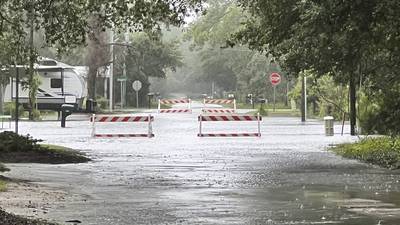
[4, 107, 400, 225]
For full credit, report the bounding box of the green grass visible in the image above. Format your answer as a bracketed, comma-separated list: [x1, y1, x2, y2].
[331, 137, 400, 169]
[0, 180, 7, 192]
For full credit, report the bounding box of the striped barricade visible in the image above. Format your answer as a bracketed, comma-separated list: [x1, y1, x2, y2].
[202, 109, 236, 114]
[158, 99, 192, 114]
[198, 114, 262, 137]
[90, 114, 154, 138]
[203, 99, 236, 113]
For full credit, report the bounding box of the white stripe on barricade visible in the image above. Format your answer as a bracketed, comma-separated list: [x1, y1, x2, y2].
[90, 114, 154, 138]
[95, 134, 155, 138]
[158, 99, 192, 114]
[198, 113, 262, 138]
[202, 109, 236, 114]
[159, 109, 192, 114]
[198, 133, 261, 137]
[91, 115, 154, 123]
[198, 115, 261, 122]
[204, 99, 235, 104]
[159, 99, 190, 104]
[203, 99, 236, 112]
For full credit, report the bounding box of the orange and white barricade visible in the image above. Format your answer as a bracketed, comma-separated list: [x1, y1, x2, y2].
[158, 99, 192, 113]
[90, 114, 154, 138]
[202, 99, 237, 114]
[198, 114, 261, 137]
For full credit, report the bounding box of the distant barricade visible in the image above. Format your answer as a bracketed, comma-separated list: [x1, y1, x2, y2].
[158, 99, 192, 114]
[202, 99, 236, 114]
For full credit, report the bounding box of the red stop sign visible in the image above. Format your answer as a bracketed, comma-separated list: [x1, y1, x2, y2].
[269, 73, 281, 86]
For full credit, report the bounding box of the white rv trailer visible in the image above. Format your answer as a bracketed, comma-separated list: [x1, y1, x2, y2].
[4, 58, 88, 111]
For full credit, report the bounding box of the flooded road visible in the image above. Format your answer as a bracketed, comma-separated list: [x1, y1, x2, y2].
[4, 108, 400, 225]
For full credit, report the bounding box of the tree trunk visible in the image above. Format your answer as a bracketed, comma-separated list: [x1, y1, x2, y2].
[349, 75, 357, 136]
[87, 67, 97, 100]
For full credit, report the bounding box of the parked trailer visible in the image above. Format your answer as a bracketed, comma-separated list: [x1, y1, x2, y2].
[3, 58, 87, 111]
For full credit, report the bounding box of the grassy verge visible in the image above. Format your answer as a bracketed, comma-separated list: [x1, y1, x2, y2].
[331, 137, 400, 169]
[0, 180, 7, 192]
[0, 131, 90, 164]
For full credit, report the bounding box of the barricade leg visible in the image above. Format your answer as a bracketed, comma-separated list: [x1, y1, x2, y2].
[199, 114, 203, 137]
[148, 114, 153, 138]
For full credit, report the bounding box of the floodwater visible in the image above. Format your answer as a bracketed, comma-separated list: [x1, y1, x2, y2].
[4, 105, 400, 225]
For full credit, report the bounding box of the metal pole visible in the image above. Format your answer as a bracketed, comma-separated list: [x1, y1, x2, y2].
[273, 86, 276, 112]
[301, 74, 306, 122]
[120, 81, 123, 109]
[136, 90, 139, 109]
[304, 75, 307, 120]
[109, 29, 114, 112]
[61, 68, 64, 96]
[233, 99, 237, 111]
[257, 113, 261, 137]
[15, 66, 19, 134]
[158, 99, 161, 113]
[91, 114, 96, 138]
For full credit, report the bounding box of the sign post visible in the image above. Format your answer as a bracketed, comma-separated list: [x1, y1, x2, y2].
[117, 77, 127, 109]
[132, 80, 142, 109]
[269, 73, 281, 112]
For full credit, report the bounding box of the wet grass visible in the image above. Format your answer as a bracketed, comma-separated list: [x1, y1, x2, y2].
[0, 131, 91, 164]
[0, 180, 7, 192]
[332, 137, 400, 169]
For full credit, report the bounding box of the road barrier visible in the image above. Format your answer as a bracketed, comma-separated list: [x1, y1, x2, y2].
[158, 99, 192, 114]
[198, 114, 262, 137]
[90, 114, 154, 138]
[203, 99, 236, 113]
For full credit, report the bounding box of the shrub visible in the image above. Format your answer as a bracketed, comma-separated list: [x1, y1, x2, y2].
[0, 131, 43, 153]
[0, 163, 9, 172]
[332, 137, 400, 169]
[3, 102, 26, 119]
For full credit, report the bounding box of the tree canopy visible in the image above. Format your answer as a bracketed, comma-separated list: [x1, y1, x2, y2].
[235, 0, 400, 135]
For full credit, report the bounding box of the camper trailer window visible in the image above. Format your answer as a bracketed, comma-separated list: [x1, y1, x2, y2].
[51, 78, 62, 88]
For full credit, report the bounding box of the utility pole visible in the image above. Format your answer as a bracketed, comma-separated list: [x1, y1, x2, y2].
[15, 65, 19, 134]
[28, 6, 35, 120]
[121, 28, 129, 108]
[109, 30, 114, 112]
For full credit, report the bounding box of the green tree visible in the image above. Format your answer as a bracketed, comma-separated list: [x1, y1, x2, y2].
[185, 1, 291, 103]
[235, 0, 400, 135]
[117, 32, 183, 107]
[0, 0, 204, 113]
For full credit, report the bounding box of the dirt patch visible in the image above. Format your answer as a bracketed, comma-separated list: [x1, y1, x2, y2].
[0, 179, 65, 225]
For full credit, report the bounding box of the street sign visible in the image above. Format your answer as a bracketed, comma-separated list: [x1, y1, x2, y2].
[269, 73, 281, 86]
[117, 77, 127, 82]
[132, 80, 142, 91]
